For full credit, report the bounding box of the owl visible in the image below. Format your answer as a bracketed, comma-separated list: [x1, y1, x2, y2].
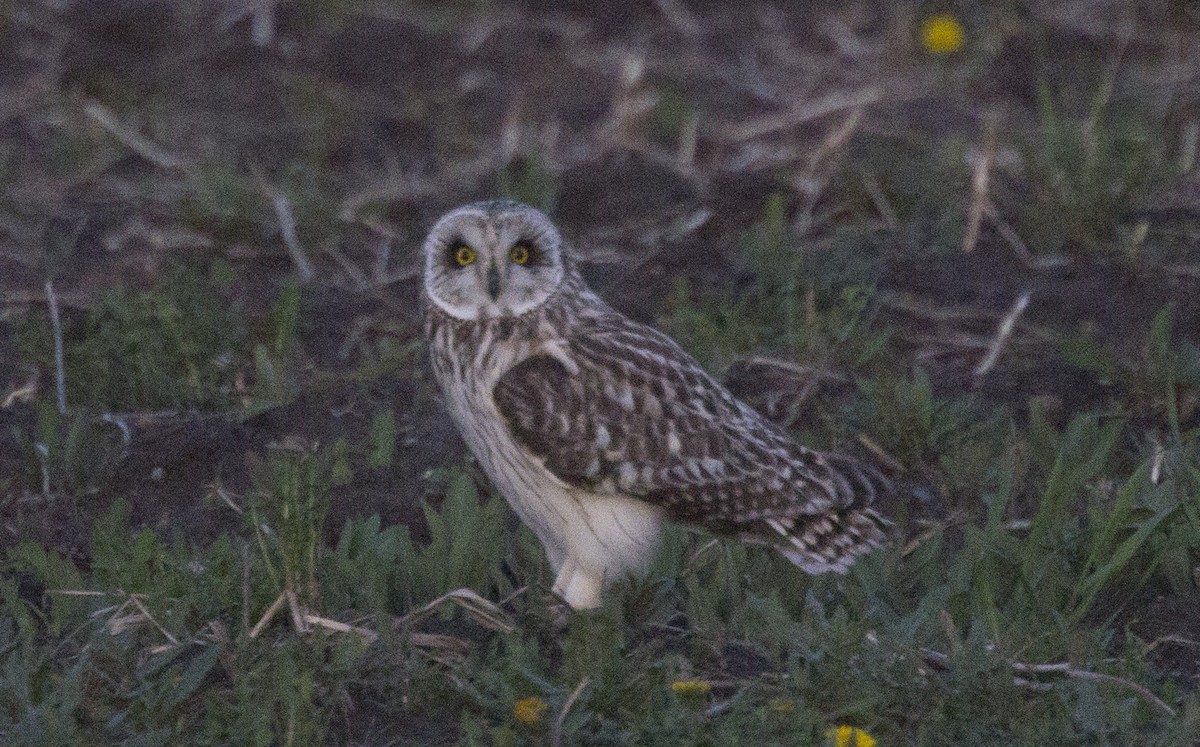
[422, 200, 890, 610]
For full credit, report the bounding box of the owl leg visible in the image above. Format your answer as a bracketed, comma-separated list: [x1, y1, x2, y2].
[551, 556, 576, 599]
[552, 560, 603, 610]
[544, 543, 567, 573]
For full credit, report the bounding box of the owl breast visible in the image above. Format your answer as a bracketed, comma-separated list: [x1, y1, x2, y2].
[425, 304, 666, 585]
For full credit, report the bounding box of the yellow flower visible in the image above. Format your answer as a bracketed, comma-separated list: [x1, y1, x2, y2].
[513, 696, 547, 726]
[920, 12, 966, 55]
[670, 679, 712, 697]
[826, 725, 877, 747]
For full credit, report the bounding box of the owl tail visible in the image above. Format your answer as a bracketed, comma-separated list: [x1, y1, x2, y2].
[762, 450, 894, 574]
[763, 507, 890, 574]
[818, 451, 894, 508]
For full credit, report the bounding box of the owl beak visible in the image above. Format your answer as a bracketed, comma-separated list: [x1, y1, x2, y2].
[485, 262, 501, 300]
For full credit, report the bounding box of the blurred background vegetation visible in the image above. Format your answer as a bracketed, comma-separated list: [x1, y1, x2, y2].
[1, 0, 1199, 744]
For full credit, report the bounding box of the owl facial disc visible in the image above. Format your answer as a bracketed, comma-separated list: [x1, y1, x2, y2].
[422, 200, 566, 321]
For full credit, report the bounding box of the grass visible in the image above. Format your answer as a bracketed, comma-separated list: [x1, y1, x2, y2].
[662, 192, 888, 372]
[1, 433, 1196, 744]
[15, 262, 248, 412]
[1, 1, 1199, 744]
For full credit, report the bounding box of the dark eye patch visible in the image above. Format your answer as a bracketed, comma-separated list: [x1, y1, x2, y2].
[445, 238, 474, 267]
[510, 239, 539, 266]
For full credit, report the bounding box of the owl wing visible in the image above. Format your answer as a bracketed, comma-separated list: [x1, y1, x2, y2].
[492, 310, 888, 569]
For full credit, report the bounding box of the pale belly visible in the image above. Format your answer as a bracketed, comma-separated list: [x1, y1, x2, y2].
[443, 377, 665, 584]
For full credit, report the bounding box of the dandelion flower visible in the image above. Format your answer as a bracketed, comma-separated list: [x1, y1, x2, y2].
[514, 696, 547, 726]
[826, 725, 877, 747]
[670, 679, 712, 695]
[920, 13, 966, 55]
[670, 679, 712, 700]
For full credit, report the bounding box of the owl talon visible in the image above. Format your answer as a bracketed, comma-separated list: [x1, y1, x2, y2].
[552, 560, 604, 610]
[552, 603, 571, 629]
[551, 557, 576, 599]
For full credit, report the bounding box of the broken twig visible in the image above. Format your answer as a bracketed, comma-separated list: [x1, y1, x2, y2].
[551, 676, 592, 747]
[918, 648, 1176, 717]
[973, 291, 1031, 378]
[272, 194, 315, 282]
[726, 86, 882, 141]
[248, 591, 287, 639]
[44, 280, 67, 414]
[962, 117, 997, 253]
[84, 100, 186, 169]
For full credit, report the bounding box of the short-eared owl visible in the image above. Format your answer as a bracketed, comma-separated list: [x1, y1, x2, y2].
[422, 200, 889, 609]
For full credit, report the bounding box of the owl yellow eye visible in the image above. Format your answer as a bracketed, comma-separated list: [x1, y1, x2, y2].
[510, 244, 531, 265]
[453, 245, 477, 266]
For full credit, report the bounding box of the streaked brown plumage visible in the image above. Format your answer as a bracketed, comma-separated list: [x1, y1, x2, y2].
[422, 200, 889, 609]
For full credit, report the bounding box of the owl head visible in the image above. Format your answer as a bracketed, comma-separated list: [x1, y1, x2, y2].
[422, 201, 569, 320]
